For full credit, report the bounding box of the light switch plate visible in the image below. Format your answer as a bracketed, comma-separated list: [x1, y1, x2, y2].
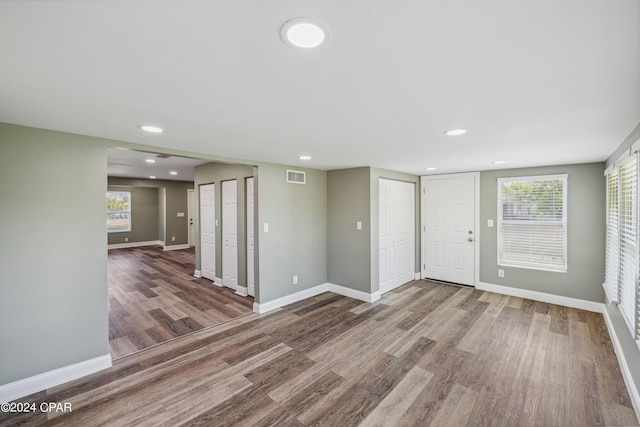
[487, 219, 494, 227]
[177, 212, 185, 217]
[356, 221, 362, 230]
[263, 223, 269, 233]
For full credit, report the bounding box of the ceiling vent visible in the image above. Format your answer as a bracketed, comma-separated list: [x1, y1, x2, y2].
[156, 153, 171, 159]
[287, 170, 306, 184]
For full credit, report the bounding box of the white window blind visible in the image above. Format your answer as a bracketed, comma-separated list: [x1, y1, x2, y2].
[619, 154, 637, 336]
[604, 171, 619, 303]
[497, 175, 567, 272]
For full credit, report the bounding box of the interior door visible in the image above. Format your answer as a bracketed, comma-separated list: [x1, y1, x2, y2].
[199, 183, 215, 281]
[246, 177, 255, 297]
[222, 180, 238, 290]
[379, 179, 415, 294]
[187, 189, 196, 247]
[422, 173, 476, 286]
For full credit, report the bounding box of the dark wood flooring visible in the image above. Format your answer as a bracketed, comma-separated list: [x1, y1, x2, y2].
[2, 280, 637, 426]
[108, 246, 253, 359]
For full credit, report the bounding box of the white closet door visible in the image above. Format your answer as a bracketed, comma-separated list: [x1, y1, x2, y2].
[222, 180, 238, 290]
[246, 177, 255, 297]
[199, 184, 215, 281]
[379, 179, 415, 294]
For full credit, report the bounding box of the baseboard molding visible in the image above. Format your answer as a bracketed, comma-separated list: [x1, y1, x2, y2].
[163, 244, 189, 251]
[602, 307, 640, 423]
[253, 282, 381, 314]
[0, 354, 112, 403]
[327, 283, 381, 303]
[107, 240, 163, 250]
[193, 270, 202, 278]
[213, 277, 223, 287]
[253, 283, 328, 314]
[476, 282, 604, 313]
[235, 286, 248, 297]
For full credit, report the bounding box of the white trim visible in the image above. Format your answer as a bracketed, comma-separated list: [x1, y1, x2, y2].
[163, 244, 189, 251]
[235, 286, 248, 297]
[476, 282, 603, 313]
[213, 277, 223, 287]
[605, 164, 616, 176]
[328, 283, 381, 303]
[414, 272, 420, 280]
[602, 306, 640, 423]
[632, 138, 640, 155]
[0, 354, 111, 403]
[248, 284, 255, 297]
[473, 171, 480, 287]
[252, 282, 381, 314]
[615, 148, 632, 166]
[193, 269, 202, 278]
[107, 240, 163, 250]
[253, 283, 328, 314]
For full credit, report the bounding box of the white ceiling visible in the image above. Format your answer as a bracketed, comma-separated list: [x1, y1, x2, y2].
[107, 147, 209, 181]
[1, 1, 639, 175]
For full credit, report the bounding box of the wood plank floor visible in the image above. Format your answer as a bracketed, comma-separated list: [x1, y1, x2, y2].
[2, 280, 637, 426]
[108, 246, 253, 359]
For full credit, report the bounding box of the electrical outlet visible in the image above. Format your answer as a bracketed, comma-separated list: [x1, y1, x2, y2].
[498, 269, 504, 278]
[124, 237, 128, 242]
[172, 236, 175, 242]
[293, 275, 298, 285]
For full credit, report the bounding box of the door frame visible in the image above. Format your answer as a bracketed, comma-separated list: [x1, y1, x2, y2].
[187, 188, 195, 248]
[420, 172, 480, 287]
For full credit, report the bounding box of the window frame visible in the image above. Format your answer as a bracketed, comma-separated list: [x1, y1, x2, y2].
[497, 174, 568, 273]
[106, 190, 132, 233]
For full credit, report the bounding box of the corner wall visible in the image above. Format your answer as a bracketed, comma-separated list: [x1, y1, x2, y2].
[479, 163, 606, 302]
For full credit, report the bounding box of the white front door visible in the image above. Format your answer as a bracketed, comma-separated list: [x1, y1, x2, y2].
[246, 177, 255, 297]
[187, 189, 196, 247]
[379, 179, 415, 294]
[422, 173, 477, 286]
[199, 183, 215, 281]
[222, 180, 238, 290]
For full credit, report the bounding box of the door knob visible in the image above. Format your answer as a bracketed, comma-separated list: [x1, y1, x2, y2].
[468, 237, 474, 242]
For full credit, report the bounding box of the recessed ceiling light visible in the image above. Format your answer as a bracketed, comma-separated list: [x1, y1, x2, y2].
[493, 160, 507, 164]
[426, 167, 437, 171]
[170, 171, 178, 175]
[444, 129, 466, 136]
[281, 18, 330, 48]
[140, 125, 164, 133]
[149, 176, 156, 179]
[145, 159, 156, 164]
[299, 155, 312, 160]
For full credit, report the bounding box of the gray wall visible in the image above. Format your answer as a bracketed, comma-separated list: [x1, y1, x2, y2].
[327, 168, 371, 293]
[369, 168, 421, 293]
[107, 185, 159, 244]
[256, 163, 327, 303]
[0, 123, 109, 385]
[603, 120, 640, 412]
[107, 177, 194, 246]
[194, 162, 254, 289]
[479, 163, 606, 302]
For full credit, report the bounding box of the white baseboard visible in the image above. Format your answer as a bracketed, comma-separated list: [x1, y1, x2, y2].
[193, 270, 202, 278]
[602, 307, 640, 423]
[254, 283, 328, 314]
[476, 282, 604, 313]
[0, 354, 112, 403]
[107, 240, 163, 250]
[253, 282, 380, 314]
[235, 286, 248, 297]
[327, 283, 381, 303]
[163, 244, 189, 251]
[213, 277, 223, 287]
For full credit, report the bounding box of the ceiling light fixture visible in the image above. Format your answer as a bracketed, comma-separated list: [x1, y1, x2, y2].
[170, 171, 178, 175]
[426, 167, 437, 171]
[149, 176, 156, 179]
[444, 129, 466, 136]
[140, 125, 164, 133]
[281, 18, 330, 49]
[145, 159, 156, 164]
[299, 155, 312, 160]
[492, 160, 507, 164]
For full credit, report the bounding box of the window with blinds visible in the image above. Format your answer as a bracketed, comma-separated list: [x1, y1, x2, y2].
[603, 171, 619, 303]
[618, 154, 637, 335]
[497, 175, 567, 272]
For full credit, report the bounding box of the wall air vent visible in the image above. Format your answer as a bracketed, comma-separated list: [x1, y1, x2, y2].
[287, 170, 306, 184]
